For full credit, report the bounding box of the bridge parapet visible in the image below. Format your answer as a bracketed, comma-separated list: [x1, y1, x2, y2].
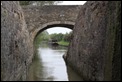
[22, 5, 81, 33]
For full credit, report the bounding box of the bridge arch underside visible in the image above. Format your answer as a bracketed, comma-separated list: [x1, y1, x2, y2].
[32, 22, 74, 43]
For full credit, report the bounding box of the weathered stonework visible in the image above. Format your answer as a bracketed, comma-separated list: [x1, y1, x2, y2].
[104, 1, 121, 81]
[1, 1, 121, 81]
[1, 2, 80, 81]
[65, 1, 121, 81]
[22, 5, 80, 42]
[1, 1, 33, 81]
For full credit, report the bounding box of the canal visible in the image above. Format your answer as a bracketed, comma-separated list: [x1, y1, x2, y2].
[27, 43, 83, 81]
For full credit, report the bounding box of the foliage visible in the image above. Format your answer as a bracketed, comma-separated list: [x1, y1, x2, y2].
[58, 41, 69, 46]
[34, 30, 72, 48]
[63, 31, 72, 42]
[34, 31, 50, 48]
[49, 31, 72, 42]
[50, 33, 64, 42]
[49, 31, 72, 46]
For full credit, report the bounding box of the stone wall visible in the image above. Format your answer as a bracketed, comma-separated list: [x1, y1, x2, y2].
[1, 1, 121, 81]
[104, 1, 121, 81]
[1, 1, 33, 81]
[65, 1, 121, 81]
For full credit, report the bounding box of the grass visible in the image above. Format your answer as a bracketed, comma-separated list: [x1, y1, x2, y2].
[58, 41, 69, 46]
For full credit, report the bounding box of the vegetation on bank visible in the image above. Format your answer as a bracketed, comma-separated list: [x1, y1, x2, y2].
[34, 31, 50, 48]
[49, 32, 72, 46]
[58, 41, 69, 46]
[34, 30, 72, 48]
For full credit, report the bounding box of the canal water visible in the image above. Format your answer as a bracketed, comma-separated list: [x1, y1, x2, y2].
[27, 43, 83, 81]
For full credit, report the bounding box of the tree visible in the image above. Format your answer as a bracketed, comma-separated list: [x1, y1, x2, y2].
[63, 32, 72, 42]
[49, 33, 64, 42]
[19, 1, 62, 6]
[34, 30, 50, 48]
[49, 32, 72, 42]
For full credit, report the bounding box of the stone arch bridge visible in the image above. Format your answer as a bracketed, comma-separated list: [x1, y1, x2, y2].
[1, 1, 121, 81]
[22, 5, 81, 42]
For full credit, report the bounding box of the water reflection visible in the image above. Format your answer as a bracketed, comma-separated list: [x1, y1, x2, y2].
[27, 43, 83, 81]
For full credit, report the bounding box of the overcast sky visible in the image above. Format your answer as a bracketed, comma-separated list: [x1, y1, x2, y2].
[58, 1, 86, 5]
[47, 1, 86, 34]
[47, 27, 72, 34]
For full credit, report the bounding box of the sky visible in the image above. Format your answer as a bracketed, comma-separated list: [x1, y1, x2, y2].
[58, 1, 86, 5]
[47, 1, 87, 34]
[47, 27, 72, 34]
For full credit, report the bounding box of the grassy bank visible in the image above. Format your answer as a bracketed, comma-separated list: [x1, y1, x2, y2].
[58, 41, 69, 46]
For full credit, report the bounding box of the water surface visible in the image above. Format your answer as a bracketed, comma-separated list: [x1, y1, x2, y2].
[27, 43, 83, 81]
